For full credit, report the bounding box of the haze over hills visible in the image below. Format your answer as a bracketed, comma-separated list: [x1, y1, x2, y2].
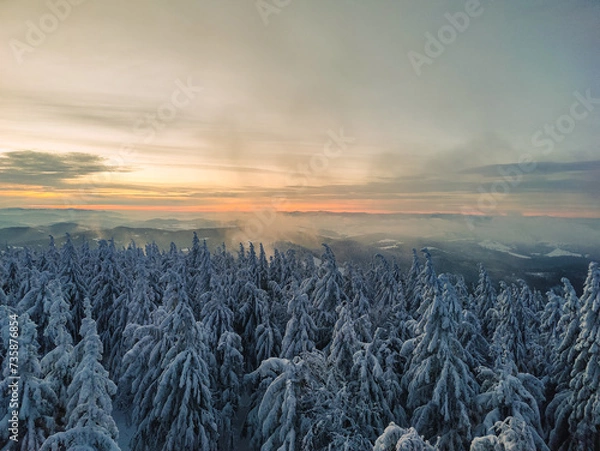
[1, 208, 598, 292]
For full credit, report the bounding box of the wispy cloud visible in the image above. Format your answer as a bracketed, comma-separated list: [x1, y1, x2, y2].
[462, 159, 600, 176]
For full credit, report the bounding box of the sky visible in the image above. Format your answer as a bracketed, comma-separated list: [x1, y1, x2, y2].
[1, 0, 599, 218]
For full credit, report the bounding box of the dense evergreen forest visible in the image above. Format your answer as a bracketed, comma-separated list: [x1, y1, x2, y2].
[0, 233, 599, 450]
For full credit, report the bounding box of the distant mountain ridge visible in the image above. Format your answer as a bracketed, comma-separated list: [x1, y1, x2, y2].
[0, 222, 597, 293]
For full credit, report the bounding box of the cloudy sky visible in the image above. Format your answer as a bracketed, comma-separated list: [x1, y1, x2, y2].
[1, 0, 599, 217]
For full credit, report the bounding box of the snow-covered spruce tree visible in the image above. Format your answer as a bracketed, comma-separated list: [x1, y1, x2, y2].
[459, 306, 491, 370]
[348, 338, 394, 442]
[414, 248, 439, 326]
[297, 351, 371, 450]
[373, 423, 435, 451]
[16, 270, 56, 355]
[300, 251, 317, 283]
[0, 287, 7, 318]
[456, 270, 490, 370]
[39, 235, 59, 273]
[490, 282, 529, 374]
[1, 251, 21, 307]
[58, 233, 89, 340]
[474, 358, 548, 450]
[41, 428, 121, 451]
[402, 274, 478, 450]
[266, 276, 292, 336]
[143, 241, 164, 301]
[118, 310, 163, 427]
[89, 239, 129, 379]
[246, 357, 300, 450]
[208, 243, 230, 280]
[103, 287, 129, 381]
[268, 248, 284, 287]
[40, 279, 74, 424]
[312, 244, 347, 348]
[255, 310, 283, 368]
[246, 351, 337, 451]
[269, 248, 302, 291]
[546, 278, 582, 449]
[246, 242, 262, 290]
[161, 241, 182, 275]
[244, 354, 281, 445]
[566, 261, 600, 448]
[343, 264, 370, 313]
[453, 274, 472, 309]
[258, 243, 270, 291]
[473, 264, 497, 341]
[516, 280, 544, 376]
[186, 232, 212, 307]
[121, 240, 143, 283]
[552, 278, 581, 389]
[469, 435, 502, 451]
[215, 331, 244, 450]
[371, 327, 408, 426]
[129, 269, 217, 451]
[470, 416, 540, 451]
[281, 293, 317, 359]
[323, 433, 374, 451]
[284, 249, 303, 288]
[346, 265, 375, 343]
[405, 249, 423, 316]
[200, 278, 235, 349]
[57, 301, 119, 450]
[0, 314, 58, 450]
[235, 279, 273, 369]
[539, 288, 565, 374]
[230, 260, 282, 369]
[78, 238, 95, 283]
[11, 252, 37, 309]
[0, 305, 11, 381]
[370, 254, 407, 331]
[126, 260, 157, 327]
[327, 302, 360, 379]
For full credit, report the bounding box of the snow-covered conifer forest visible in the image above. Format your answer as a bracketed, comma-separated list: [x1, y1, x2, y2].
[1, 233, 599, 450]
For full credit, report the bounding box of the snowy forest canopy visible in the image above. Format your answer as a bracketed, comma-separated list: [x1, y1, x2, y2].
[0, 233, 599, 451]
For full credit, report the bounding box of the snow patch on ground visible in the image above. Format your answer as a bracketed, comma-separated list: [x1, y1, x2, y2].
[526, 272, 550, 278]
[545, 248, 582, 258]
[231, 392, 253, 451]
[377, 239, 403, 250]
[113, 408, 135, 451]
[478, 240, 530, 259]
[478, 240, 512, 253]
[507, 252, 531, 259]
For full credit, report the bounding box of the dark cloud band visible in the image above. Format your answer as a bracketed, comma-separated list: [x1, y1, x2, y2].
[0, 150, 126, 186]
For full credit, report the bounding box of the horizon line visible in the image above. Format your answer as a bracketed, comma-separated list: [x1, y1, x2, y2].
[2, 205, 599, 219]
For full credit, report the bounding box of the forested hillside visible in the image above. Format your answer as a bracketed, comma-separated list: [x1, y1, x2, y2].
[0, 233, 599, 450]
